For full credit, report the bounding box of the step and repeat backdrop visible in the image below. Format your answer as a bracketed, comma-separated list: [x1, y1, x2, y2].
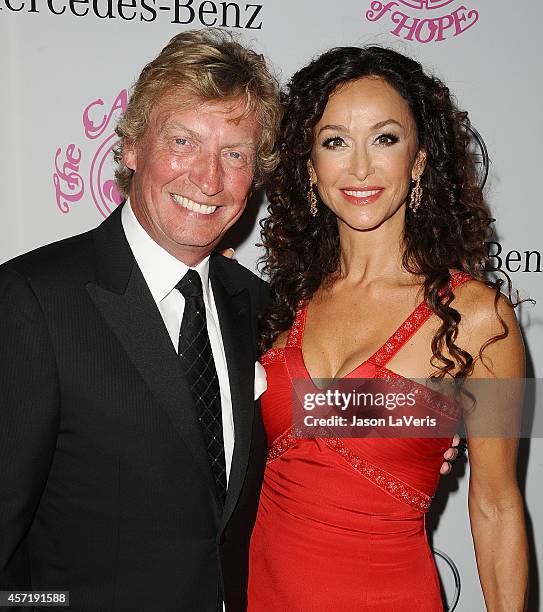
[1, 1, 541, 609]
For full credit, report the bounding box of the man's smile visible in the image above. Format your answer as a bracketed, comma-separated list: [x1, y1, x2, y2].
[171, 193, 218, 215]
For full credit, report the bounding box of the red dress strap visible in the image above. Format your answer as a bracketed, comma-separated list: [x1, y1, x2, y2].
[286, 303, 307, 348]
[368, 272, 473, 368]
[449, 271, 473, 291]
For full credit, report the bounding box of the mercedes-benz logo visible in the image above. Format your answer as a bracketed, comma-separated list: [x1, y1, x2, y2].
[466, 124, 490, 190]
[433, 548, 461, 611]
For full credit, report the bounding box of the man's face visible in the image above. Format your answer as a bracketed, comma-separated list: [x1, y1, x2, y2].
[123, 96, 259, 265]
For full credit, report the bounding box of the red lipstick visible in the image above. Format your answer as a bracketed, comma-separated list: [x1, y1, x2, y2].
[341, 186, 384, 206]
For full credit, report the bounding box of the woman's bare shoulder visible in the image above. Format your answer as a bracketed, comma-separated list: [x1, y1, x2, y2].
[451, 276, 523, 377]
[451, 276, 517, 333]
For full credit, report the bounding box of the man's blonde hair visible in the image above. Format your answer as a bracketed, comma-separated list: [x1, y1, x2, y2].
[114, 29, 281, 197]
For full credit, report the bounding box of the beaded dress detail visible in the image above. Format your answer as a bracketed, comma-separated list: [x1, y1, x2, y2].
[248, 273, 471, 611]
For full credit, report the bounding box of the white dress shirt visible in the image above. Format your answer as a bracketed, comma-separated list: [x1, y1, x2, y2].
[121, 201, 234, 484]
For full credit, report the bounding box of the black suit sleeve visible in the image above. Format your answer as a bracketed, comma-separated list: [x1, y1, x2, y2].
[0, 267, 60, 590]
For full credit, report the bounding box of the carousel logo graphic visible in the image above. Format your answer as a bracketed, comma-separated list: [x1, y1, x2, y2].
[365, 0, 479, 43]
[53, 90, 127, 218]
[467, 124, 489, 191]
[433, 548, 461, 611]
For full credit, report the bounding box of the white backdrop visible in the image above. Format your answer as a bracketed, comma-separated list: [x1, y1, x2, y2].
[1, 1, 541, 609]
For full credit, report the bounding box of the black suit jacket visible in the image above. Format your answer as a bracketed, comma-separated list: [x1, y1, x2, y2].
[0, 206, 268, 611]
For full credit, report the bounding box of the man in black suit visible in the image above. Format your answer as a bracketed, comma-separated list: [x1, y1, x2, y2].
[0, 30, 280, 612]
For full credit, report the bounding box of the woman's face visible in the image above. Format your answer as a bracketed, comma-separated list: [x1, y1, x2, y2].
[309, 76, 425, 232]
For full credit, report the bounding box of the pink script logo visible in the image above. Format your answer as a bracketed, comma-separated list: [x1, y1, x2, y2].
[397, 0, 455, 9]
[53, 89, 128, 218]
[365, 1, 479, 43]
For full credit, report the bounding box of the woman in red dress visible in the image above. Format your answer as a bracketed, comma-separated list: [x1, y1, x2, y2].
[248, 46, 528, 611]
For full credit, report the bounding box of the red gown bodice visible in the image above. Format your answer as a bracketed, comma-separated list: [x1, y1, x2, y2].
[247, 273, 471, 611]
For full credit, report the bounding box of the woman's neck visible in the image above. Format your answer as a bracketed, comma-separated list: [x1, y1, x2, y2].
[335, 213, 411, 286]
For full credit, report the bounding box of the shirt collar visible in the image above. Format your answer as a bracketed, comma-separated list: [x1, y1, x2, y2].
[121, 199, 211, 305]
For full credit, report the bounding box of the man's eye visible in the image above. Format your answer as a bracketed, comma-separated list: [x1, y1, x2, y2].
[175, 138, 188, 146]
[322, 136, 345, 148]
[225, 151, 247, 165]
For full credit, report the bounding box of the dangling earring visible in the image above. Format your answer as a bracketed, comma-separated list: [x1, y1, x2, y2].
[409, 175, 423, 214]
[307, 180, 318, 217]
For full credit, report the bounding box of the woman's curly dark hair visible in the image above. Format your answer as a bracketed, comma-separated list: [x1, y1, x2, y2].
[259, 45, 509, 379]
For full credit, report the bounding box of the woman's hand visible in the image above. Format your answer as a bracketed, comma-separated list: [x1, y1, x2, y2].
[440, 433, 463, 475]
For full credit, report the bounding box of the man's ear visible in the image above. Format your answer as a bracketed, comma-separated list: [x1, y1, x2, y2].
[412, 149, 427, 181]
[123, 139, 137, 172]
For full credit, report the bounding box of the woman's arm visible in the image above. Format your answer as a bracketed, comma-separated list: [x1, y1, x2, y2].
[458, 283, 528, 611]
[468, 437, 527, 611]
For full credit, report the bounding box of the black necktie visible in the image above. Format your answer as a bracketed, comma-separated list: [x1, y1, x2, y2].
[176, 269, 227, 507]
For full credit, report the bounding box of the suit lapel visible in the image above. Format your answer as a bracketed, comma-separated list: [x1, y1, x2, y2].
[86, 207, 220, 510]
[210, 257, 256, 529]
